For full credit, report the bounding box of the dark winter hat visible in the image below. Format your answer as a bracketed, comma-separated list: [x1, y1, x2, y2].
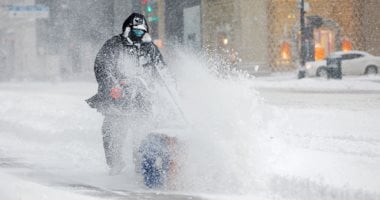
[122, 13, 149, 33]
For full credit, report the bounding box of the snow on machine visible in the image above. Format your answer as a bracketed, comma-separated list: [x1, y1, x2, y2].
[112, 74, 184, 189]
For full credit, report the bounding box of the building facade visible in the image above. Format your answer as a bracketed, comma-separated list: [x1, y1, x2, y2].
[200, 0, 380, 72]
[268, 0, 367, 71]
[163, 0, 201, 49]
[0, 0, 40, 80]
[2, 0, 380, 79]
[201, 0, 268, 72]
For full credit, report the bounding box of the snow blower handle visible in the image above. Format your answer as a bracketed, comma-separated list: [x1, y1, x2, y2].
[153, 65, 189, 125]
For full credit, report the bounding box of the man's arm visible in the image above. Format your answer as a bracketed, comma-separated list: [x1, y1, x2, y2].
[94, 39, 119, 98]
[143, 43, 166, 79]
[151, 43, 165, 68]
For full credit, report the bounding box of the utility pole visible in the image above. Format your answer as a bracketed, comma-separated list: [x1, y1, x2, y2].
[298, 0, 306, 79]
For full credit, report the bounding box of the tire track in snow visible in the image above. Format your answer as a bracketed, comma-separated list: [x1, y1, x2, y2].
[270, 175, 380, 200]
[57, 183, 204, 200]
[280, 134, 380, 158]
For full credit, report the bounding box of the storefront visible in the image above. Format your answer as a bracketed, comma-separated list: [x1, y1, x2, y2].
[152, 0, 380, 73]
[268, 0, 367, 71]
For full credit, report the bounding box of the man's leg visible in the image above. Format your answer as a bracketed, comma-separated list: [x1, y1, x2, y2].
[102, 115, 126, 174]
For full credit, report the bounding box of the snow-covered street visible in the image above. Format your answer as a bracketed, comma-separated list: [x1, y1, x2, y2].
[255, 76, 380, 200]
[2, 0, 380, 199]
[0, 76, 380, 200]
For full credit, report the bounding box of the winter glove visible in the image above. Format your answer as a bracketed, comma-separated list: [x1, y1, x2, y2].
[110, 87, 123, 100]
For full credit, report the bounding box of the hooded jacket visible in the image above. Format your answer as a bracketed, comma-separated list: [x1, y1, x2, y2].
[86, 13, 165, 114]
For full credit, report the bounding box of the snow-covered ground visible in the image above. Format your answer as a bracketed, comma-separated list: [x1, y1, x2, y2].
[0, 73, 380, 199]
[254, 76, 380, 200]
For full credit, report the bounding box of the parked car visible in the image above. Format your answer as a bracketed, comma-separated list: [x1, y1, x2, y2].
[306, 50, 380, 78]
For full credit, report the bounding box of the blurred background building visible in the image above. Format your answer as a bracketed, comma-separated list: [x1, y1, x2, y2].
[200, 0, 380, 73]
[0, 0, 41, 80]
[1, 0, 380, 80]
[267, 0, 380, 72]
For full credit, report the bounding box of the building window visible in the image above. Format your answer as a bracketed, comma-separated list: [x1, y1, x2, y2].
[217, 32, 228, 49]
[280, 41, 292, 61]
[341, 38, 353, 52]
[314, 29, 335, 59]
[314, 43, 325, 61]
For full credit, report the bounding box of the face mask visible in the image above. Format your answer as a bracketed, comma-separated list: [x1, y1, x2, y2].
[131, 29, 145, 38]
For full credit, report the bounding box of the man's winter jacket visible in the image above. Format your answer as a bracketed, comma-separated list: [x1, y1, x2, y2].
[86, 33, 164, 114]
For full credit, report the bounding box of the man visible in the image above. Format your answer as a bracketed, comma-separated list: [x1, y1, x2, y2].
[86, 13, 165, 175]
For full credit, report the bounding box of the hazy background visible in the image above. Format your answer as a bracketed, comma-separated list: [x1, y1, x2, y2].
[1, 0, 380, 81]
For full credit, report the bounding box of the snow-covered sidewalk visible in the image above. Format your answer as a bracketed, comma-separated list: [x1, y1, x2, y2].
[0, 171, 103, 200]
[0, 78, 379, 199]
[253, 74, 380, 93]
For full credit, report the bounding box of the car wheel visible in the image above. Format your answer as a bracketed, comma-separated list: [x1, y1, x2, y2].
[365, 65, 378, 75]
[317, 67, 329, 79]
